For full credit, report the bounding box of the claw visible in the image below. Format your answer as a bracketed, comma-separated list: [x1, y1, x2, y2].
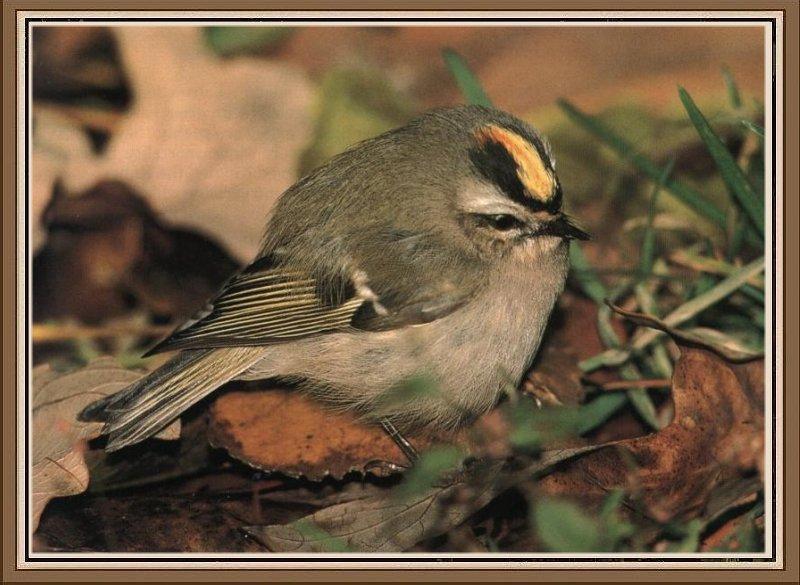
[363, 459, 408, 476]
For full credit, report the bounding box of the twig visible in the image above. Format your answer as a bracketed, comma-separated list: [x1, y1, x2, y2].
[584, 378, 672, 392]
[32, 321, 172, 344]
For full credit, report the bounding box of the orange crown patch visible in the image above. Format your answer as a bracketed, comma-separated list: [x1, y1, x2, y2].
[474, 125, 556, 203]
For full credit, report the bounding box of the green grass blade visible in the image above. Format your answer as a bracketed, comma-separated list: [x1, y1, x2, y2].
[722, 66, 742, 109]
[627, 388, 661, 429]
[670, 248, 764, 289]
[586, 256, 764, 369]
[601, 284, 662, 430]
[678, 87, 764, 237]
[578, 349, 628, 373]
[633, 283, 673, 378]
[573, 255, 656, 427]
[726, 204, 745, 260]
[620, 362, 662, 430]
[576, 393, 629, 434]
[632, 256, 765, 351]
[557, 99, 728, 230]
[639, 159, 675, 279]
[204, 26, 293, 56]
[442, 48, 493, 108]
[741, 119, 765, 138]
[661, 255, 765, 326]
[740, 283, 765, 303]
[596, 283, 631, 348]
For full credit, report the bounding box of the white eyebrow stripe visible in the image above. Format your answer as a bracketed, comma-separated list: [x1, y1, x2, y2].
[457, 182, 529, 216]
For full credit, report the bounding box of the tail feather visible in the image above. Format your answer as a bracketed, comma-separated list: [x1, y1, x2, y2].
[80, 347, 265, 452]
[79, 350, 208, 422]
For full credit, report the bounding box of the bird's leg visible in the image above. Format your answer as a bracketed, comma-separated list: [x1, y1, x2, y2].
[363, 419, 419, 475]
[380, 419, 419, 463]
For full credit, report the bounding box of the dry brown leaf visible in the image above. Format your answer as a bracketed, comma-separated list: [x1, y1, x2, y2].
[32, 27, 126, 99]
[60, 27, 313, 261]
[208, 385, 439, 480]
[31, 358, 179, 531]
[538, 346, 764, 522]
[245, 445, 602, 552]
[34, 180, 239, 324]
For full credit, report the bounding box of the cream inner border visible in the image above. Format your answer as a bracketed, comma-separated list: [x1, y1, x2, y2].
[15, 10, 785, 570]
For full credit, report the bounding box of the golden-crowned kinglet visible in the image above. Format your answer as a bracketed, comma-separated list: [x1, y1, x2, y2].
[81, 105, 589, 457]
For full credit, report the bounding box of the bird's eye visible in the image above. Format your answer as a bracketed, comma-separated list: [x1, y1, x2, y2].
[479, 214, 523, 231]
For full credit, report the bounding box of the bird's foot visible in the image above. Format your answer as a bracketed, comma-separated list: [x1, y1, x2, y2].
[363, 458, 409, 476]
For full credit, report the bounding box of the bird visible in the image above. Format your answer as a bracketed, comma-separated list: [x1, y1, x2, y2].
[80, 104, 589, 460]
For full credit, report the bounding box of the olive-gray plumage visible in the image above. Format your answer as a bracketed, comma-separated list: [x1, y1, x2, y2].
[81, 105, 588, 451]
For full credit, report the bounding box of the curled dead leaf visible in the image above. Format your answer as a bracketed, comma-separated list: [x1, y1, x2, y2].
[31, 358, 179, 531]
[208, 385, 438, 480]
[538, 345, 763, 523]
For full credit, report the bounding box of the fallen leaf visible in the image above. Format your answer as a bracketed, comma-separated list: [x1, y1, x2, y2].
[245, 445, 602, 552]
[61, 27, 314, 261]
[247, 332, 763, 551]
[208, 384, 438, 480]
[538, 345, 763, 523]
[31, 358, 179, 531]
[34, 179, 239, 324]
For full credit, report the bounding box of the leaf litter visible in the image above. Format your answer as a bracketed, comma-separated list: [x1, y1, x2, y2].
[35, 27, 314, 262]
[30, 358, 180, 531]
[32, 295, 763, 552]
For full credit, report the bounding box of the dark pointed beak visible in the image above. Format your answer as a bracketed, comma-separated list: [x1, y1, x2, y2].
[534, 215, 591, 241]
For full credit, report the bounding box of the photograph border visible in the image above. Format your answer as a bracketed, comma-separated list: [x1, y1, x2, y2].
[3, 2, 797, 581]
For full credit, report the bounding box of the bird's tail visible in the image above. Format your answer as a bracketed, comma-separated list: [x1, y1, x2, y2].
[79, 346, 265, 451]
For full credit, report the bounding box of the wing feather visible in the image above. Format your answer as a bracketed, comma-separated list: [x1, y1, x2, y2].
[146, 225, 484, 354]
[146, 266, 364, 354]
